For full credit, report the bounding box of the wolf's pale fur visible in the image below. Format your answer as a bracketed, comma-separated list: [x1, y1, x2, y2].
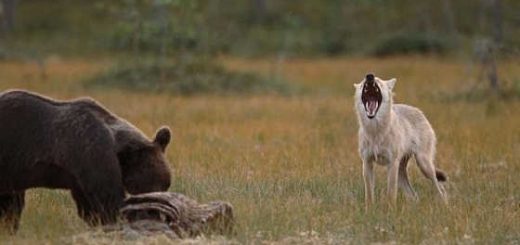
[354, 75, 447, 207]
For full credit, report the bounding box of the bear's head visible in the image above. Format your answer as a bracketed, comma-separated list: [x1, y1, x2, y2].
[117, 126, 172, 195]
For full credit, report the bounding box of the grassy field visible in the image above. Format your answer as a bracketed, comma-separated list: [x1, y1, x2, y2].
[0, 56, 519, 244]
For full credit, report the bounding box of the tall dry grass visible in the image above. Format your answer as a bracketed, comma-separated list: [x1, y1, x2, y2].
[0, 56, 519, 243]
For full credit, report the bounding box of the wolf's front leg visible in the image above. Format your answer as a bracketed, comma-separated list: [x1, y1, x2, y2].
[387, 159, 399, 206]
[363, 159, 375, 210]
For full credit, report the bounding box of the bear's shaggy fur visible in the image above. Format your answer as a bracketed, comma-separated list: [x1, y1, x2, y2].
[0, 90, 172, 232]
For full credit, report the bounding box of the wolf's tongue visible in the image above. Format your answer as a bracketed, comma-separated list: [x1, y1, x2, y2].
[367, 100, 378, 113]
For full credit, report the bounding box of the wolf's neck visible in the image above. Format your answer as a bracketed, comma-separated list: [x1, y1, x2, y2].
[361, 107, 394, 139]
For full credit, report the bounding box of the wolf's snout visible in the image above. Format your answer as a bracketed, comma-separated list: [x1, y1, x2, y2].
[365, 73, 375, 83]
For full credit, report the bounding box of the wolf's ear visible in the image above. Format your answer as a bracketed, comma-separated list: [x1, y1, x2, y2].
[387, 78, 396, 90]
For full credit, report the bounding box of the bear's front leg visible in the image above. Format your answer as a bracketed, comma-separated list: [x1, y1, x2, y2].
[71, 189, 96, 225]
[0, 191, 25, 234]
[66, 151, 125, 226]
[71, 185, 124, 226]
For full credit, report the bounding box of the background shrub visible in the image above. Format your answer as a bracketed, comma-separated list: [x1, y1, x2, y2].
[85, 58, 295, 95]
[372, 32, 451, 56]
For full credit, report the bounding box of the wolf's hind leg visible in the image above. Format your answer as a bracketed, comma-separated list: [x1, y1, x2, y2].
[398, 155, 418, 201]
[415, 153, 448, 204]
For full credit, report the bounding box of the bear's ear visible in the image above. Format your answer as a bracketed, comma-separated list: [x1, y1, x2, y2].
[154, 126, 171, 151]
[386, 78, 396, 90]
[353, 82, 362, 89]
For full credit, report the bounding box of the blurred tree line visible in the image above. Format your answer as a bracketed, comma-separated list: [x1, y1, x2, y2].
[0, 0, 518, 95]
[1, 0, 518, 57]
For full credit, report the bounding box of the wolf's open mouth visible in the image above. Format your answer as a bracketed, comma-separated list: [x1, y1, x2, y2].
[361, 78, 382, 119]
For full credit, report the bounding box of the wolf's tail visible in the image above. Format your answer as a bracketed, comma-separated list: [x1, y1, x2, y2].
[435, 169, 448, 182]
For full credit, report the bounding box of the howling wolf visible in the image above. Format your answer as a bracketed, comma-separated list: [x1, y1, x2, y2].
[354, 74, 447, 207]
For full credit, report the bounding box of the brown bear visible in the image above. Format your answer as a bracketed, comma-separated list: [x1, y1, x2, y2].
[0, 90, 172, 233]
